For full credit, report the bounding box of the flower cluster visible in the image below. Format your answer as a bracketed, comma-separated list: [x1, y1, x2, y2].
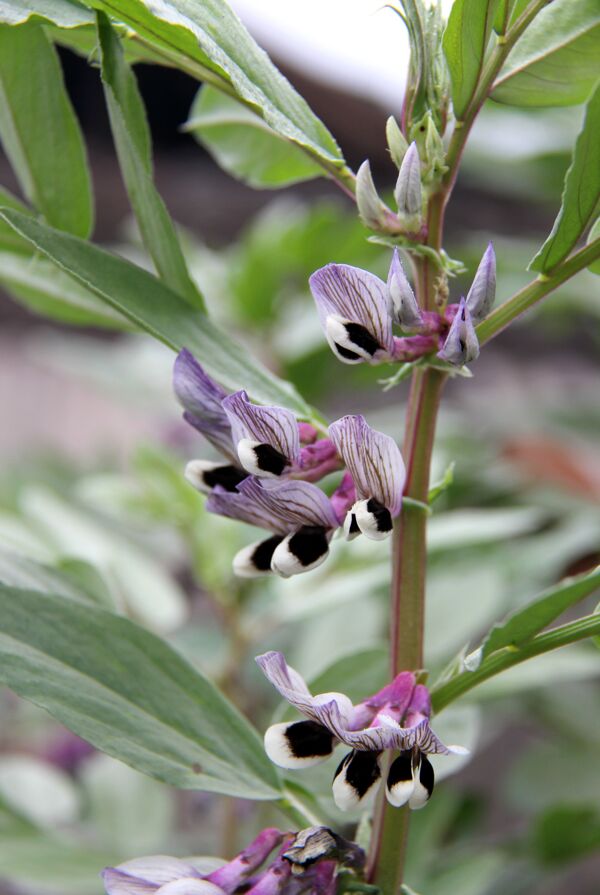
[309, 243, 496, 368]
[256, 652, 467, 812]
[102, 826, 364, 895]
[174, 351, 405, 578]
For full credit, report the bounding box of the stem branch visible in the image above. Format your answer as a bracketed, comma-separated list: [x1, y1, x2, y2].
[431, 614, 600, 713]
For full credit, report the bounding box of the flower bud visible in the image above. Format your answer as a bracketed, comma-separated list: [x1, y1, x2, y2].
[437, 297, 479, 366]
[394, 142, 422, 228]
[424, 115, 446, 181]
[356, 160, 392, 231]
[387, 248, 424, 330]
[386, 116, 408, 169]
[466, 242, 496, 322]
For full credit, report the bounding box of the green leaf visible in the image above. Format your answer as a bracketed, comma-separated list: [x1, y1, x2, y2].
[185, 85, 322, 188]
[587, 218, 600, 274]
[530, 81, 600, 272]
[0, 208, 314, 417]
[85, 0, 347, 180]
[0, 249, 132, 329]
[0, 585, 282, 799]
[97, 14, 203, 308]
[481, 566, 600, 659]
[0, 0, 93, 27]
[0, 546, 100, 605]
[532, 805, 600, 865]
[0, 832, 118, 894]
[0, 186, 30, 252]
[492, 0, 600, 107]
[0, 23, 93, 237]
[443, 0, 500, 119]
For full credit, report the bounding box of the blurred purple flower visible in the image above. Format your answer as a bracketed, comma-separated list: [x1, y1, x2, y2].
[256, 651, 467, 812]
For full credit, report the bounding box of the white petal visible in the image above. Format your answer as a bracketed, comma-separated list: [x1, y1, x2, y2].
[342, 511, 361, 541]
[270, 530, 329, 578]
[263, 721, 335, 769]
[236, 438, 283, 479]
[325, 316, 370, 364]
[114, 858, 197, 887]
[232, 538, 281, 578]
[332, 751, 382, 812]
[385, 753, 416, 808]
[354, 499, 393, 541]
[156, 881, 224, 895]
[409, 756, 434, 810]
[184, 460, 220, 494]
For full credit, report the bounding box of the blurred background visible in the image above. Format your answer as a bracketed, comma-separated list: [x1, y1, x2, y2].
[0, 2, 599, 894]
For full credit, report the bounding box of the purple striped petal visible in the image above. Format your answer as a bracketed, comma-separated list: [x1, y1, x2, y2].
[173, 350, 234, 458]
[328, 415, 405, 516]
[255, 651, 352, 726]
[222, 391, 300, 470]
[309, 264, 394, 362]
[206, 484, 287, 534]
[238, 478, 340, 531]
[466, 242, 496, 322]
[377, 716, 468, 756]
[156, 883, 224, 895]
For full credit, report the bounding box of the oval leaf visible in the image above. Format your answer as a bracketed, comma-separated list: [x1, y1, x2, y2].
[0, 0, 93, 27]
[492, 0, 600, 107]
[443, 0, 500, 119]
[0, 585, 282, 800]
[0, 22, 93, 237]
[530, 81, 600, 273]
[185, 85, 322, 188]
[0, 208, 314, 418]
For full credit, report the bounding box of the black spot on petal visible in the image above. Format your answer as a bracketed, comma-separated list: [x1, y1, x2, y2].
[366, 498, 393, 533]
[387, 750, 413, 788]
[349, 514, 360, 534]
[251, 535, 284, 572]
[334, 750, 381, 799]
[203, 465, 247, 492]
[287, 526, 329, 567]
[285, 720, 335, 759]
[334, 343, 362, 361]
[253, 443, 290, 476]
[418, 754, 435, 799]
[344, 323, 382, 356]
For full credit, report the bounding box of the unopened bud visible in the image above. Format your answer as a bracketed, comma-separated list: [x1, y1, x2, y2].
[387, 248, 424, 330]
[394, 142, 422, 227]
[424, 115, 447, 181]
[356, 160, 392, 231]
[283, 826, 365, 874]
[438, 297, 479, 366]
[386, 116, 409, 169]
[466, 242, 496, 322]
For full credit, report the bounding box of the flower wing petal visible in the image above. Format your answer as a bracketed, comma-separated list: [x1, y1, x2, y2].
[173, 350, 234, 457]
[255, 651, 317, 717]
[206, 485, 286, 534]
[329, 415, 405, 515]
[239, 478, 339, 531]
[378, 716, 466, 755]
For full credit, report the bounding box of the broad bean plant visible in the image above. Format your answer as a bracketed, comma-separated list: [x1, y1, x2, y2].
[0, 1, 599, 894]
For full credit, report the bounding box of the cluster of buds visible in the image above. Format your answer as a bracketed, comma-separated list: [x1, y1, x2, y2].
[310, 244, 496, 368]
[174, 352, 407, 579]
[257, 652, 467, 812]
[102, 826, 365, 895]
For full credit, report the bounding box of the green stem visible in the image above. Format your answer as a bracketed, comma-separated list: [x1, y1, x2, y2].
[431, 614, 600, 713]
[477, 239, 600, 345]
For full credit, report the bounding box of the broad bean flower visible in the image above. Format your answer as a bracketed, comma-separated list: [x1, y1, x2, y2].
[309, 245, 496, 368]
[102, 826, 363, 895]
[256, 651, 467, 812]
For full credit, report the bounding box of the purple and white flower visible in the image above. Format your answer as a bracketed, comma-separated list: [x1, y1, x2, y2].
[222, 390, 339, 483]
[309, 263, 396, 365]
[207, 477, 341, 578]
[102, 827, 357, 895]
[328, 415, 405, 540]
[256, 651, 467, 812]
